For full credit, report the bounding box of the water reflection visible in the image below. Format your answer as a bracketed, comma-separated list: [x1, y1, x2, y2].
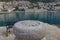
[0, 11, 60, 26]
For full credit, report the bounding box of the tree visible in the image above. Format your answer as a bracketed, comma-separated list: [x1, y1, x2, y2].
[28, 0, 59, 3]
[0, 0, 13, 2]
[29, 0, 40, 3]
[41, 0, 55, 3]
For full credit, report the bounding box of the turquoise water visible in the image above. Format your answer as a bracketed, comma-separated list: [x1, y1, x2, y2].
[0, 11, 60, 26]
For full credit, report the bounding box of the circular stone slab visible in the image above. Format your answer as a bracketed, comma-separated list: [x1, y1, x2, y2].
[13, 20, 46, 40]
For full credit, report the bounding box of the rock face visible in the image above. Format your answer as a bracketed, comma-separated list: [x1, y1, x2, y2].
[13, 20, 46, 40]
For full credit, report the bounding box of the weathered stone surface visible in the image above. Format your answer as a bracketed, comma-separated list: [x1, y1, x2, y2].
[13, 20, 46, 40]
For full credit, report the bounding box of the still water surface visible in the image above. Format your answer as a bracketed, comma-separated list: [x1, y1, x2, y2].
[0, 11, 60, 26]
